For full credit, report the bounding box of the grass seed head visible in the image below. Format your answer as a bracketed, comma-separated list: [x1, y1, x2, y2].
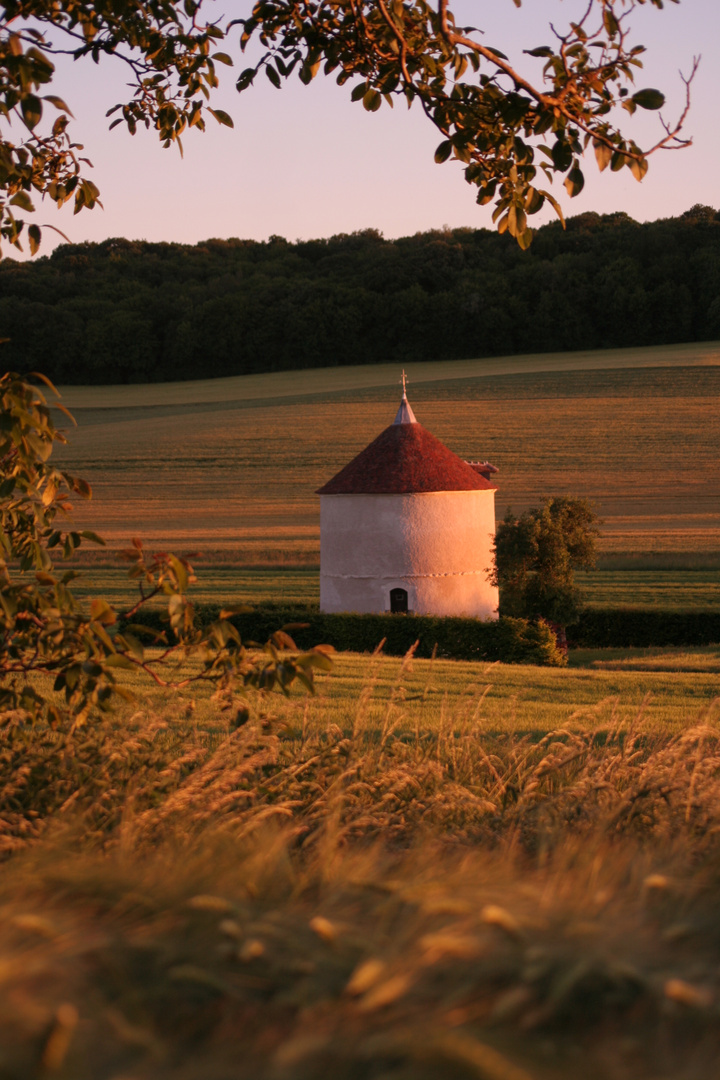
[42, 1003, 79, 1071]
[345, 958, 387, 996]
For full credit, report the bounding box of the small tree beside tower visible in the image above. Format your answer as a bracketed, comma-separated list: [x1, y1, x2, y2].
[492, 496, 601, 652]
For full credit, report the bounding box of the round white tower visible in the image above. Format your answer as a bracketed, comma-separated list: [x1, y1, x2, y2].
[317, 388, 499, 619]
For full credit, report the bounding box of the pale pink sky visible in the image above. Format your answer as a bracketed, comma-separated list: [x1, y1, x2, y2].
[25, 0, 720, 254]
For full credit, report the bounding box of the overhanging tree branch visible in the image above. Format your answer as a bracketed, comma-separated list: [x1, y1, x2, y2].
[0, 0, 696, 252]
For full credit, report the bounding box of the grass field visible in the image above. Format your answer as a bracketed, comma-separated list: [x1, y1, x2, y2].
[43, 642, 720, 740]
[57, 339, 720, 410]
[69, 564, 323, 608]
[65, 563, 720, 611]
[52, 343, 720, 581]
[574, 569, 720, 609]
[281, 648, 720, 737]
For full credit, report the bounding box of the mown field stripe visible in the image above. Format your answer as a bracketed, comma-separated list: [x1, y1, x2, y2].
[57, 340, 720, 410]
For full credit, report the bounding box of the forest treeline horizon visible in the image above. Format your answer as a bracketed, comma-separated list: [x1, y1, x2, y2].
[2, 204, 719, 385]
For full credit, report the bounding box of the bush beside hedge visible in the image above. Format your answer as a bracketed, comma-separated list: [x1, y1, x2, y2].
[126, 605, 566, 666]
[567, 608, 720, 649]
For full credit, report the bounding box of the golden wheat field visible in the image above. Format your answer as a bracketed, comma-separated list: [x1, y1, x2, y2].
[53, 343, 720, 570]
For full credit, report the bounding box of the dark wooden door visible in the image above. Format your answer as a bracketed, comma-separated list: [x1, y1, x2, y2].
[390, 588, 408, 613]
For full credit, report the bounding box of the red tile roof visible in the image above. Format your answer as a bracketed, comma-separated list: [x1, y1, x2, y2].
[317, 421, 497, 495]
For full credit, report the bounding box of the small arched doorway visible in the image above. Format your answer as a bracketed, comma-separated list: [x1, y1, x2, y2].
[390, 587, 408, 614]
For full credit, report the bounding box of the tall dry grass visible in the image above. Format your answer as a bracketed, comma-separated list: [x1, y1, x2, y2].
[2, 650, 720, 1077]
[4, 648, 720, 856]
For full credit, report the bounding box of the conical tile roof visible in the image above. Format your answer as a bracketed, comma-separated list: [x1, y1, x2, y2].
[317, 396, 496, 495]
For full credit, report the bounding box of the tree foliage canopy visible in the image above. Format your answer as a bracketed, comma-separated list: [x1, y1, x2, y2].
[2, 207, 718, 384]
[0, 0, 694, 254]
[493, 495, 601, 628]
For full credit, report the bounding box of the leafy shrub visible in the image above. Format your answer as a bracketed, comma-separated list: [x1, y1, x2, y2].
[494, 496, 600, 628]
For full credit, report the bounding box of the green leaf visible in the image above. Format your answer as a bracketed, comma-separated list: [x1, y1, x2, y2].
[476, 183, 497, 207]
[208, 108, 234, 128]
[632, 88, 665, 110]
[516, 227, 534, 250]
[629, 156, 648, 182]
[524, 187, 544, 215]
[104, 653, 135, 670]
[212, 52, 233, 66]
[119, 633, 145, 662]
[90, 597, 117, 626]
[9, 191, 35, 212]
[219, 604, 252, 617]
[603, 8, 619, 36]
[564, 165, 585, 197]
[299, 58, 322, 84]
[507, 204, 527, 238]
[537, 188, 566, 228]
[236, 68, 256, 91]
[593, 138, 612, 172]
[524, 47, 553, 58]
[265, 64, 281, 89]
[80, 529, 105, 546]
[297, 650, 333, 672]
[551, 140, 573, 171]
[362, 89, 382, 112]
[28, 224, 41, 256]
[434, 140, 453, 164]
[167, 553, 189, 592]
[44, 94, 74, 116]
[272, 629, 297, 650]
[21, 94, 43, 129]
[294, 669, 315, 694]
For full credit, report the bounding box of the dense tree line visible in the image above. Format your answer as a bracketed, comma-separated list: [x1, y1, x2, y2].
[1, 204, 718, 384]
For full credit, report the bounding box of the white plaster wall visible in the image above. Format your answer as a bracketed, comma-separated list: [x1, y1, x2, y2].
[319, 491, 499, 619]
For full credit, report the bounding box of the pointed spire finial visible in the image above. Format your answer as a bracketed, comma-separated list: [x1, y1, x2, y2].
[394, 369, 417, 425]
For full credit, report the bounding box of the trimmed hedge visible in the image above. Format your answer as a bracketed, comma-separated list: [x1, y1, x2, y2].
[125, 604, 720, 657]
[125, 605, 566, 666]
[567, 608, 720, 649]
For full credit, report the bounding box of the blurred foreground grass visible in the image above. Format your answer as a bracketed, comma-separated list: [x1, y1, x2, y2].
[3, 646, 720, 1078]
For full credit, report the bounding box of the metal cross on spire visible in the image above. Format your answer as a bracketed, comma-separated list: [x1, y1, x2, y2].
[393, 369, 417, 424]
